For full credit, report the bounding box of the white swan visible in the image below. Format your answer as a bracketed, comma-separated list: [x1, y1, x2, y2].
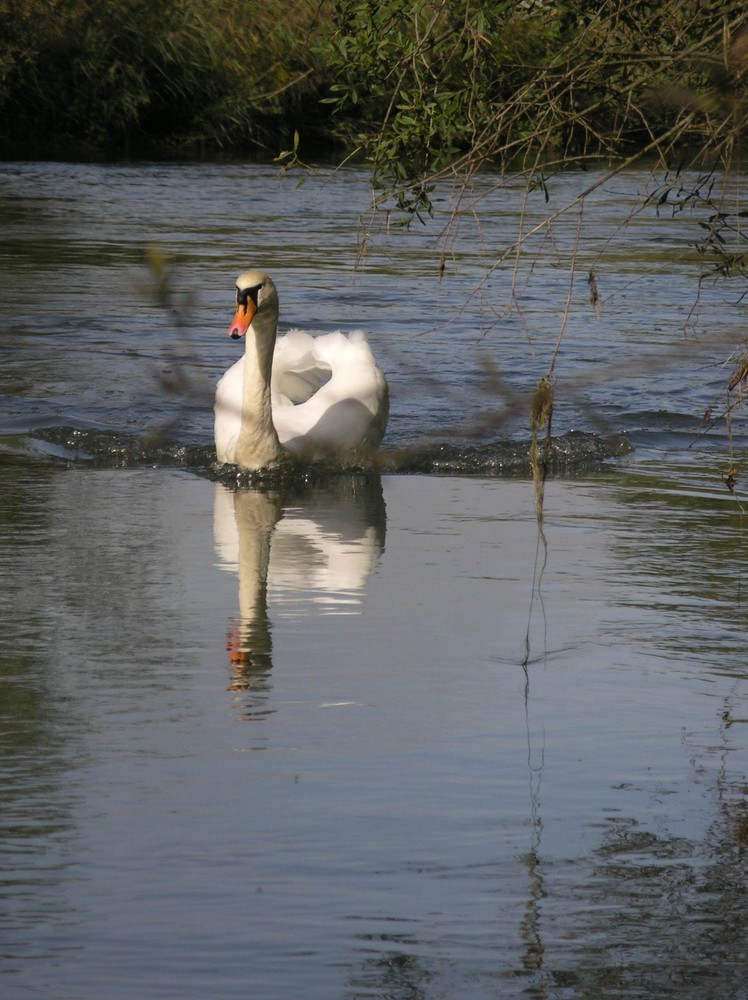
[214, 269, 388, 469]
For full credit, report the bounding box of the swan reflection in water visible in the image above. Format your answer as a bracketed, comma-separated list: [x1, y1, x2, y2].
[213, 475, 386, 691]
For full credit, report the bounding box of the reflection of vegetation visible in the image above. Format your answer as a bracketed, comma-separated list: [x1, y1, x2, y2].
[0, 456, 79, 926]
[519, 500, 748, 997]
[541, 770, 748, 997]
[608, 468, 748, 653]
[347, 948, 432, 1000]
[513, 470, 748, 997]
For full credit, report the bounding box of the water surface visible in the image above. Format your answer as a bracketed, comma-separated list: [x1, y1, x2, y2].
[1, 158, 745, 457]
[1, 161, 747, 999]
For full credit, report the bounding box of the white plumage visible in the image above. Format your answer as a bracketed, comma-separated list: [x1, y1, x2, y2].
[214, 270, 388, 469]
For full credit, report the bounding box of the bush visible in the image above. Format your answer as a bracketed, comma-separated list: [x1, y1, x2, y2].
[1, 0, 745, 176]
[323, 0, 748, 216]
[0, 0, 327, 154]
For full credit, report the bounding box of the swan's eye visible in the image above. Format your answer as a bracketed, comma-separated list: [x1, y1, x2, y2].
[237, 283, 264, 308]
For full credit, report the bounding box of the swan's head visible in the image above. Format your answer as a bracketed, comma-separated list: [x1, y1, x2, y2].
[228, 269, 278, 339]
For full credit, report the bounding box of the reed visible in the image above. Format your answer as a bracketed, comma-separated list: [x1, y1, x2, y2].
[0, 0, 329, 154]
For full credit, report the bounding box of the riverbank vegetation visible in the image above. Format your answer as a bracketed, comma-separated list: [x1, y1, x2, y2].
[324, 0, 748, 215]
[0, 0, 326, 155]
[1, 0, 745, 169]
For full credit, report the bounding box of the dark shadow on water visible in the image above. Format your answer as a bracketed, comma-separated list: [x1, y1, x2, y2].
[24, 425, 633, 479]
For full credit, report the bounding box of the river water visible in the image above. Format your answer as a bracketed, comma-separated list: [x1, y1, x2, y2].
[1, 161, 747, 998]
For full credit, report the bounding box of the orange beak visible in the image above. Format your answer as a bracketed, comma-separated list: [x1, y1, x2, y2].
[228, 298, 256, 339]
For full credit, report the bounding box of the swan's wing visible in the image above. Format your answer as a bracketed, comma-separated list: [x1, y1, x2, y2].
[272, 329, 332, 404]
[273, 330, 388, 452]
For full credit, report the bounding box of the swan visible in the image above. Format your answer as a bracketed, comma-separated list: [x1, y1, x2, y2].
[214, 269, 388, 469]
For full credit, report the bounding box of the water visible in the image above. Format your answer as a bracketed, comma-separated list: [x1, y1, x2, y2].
[2, 158, 744, 456]
[1, 161, 747, 999]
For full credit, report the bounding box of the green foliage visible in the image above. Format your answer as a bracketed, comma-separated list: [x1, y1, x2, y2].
[323, 0, 748, 216]
[324, 0, 542, 213]
[0, 0, 326, 153]
[1, 0, 746, 175]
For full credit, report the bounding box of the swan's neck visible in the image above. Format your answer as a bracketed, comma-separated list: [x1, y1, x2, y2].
[235, 309, 282, 469]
